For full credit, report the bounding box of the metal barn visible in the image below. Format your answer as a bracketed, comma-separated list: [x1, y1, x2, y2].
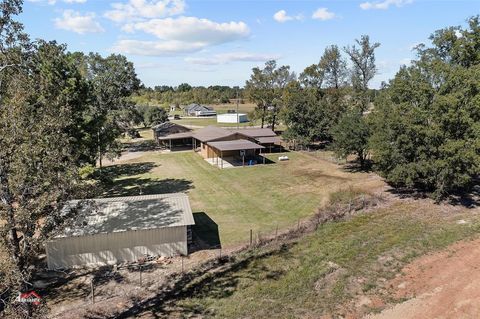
[46, 193, 195, 269]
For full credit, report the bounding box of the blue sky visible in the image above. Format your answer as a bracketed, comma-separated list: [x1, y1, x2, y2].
[21, 0, 480, 88]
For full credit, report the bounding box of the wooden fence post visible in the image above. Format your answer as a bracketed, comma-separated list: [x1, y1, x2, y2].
[250, 229, 253, 247]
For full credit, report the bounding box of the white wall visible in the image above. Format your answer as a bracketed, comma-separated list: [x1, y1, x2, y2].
[217, 113, 248, 123]
[46, 226, 187, 269]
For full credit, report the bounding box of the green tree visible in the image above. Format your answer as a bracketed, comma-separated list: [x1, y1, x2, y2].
[369, 17, 480, 199]
[143, 105, 168, 127]
[245, 60, 295, 130]
[345, 35, 380, 110]
[320, 45, 348, 89]
[330, 109, 371, 167]
[0, 28, 85, 319]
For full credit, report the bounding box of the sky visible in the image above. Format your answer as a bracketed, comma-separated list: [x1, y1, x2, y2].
[20, 0, 480, 88]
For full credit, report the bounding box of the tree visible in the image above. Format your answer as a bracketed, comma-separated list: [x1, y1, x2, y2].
[245, 60, 295, 130]
[344, 35, 380, 110]
[0, 39, 85, 317]
[320, 45, 348, 89]
[369, 17, 480, 199]
[330, 109, 371, 167]
[84, 53, 141, 167]
[143, 106, 168, 127]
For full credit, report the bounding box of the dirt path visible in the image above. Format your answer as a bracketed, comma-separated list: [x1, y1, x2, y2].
[366, 238, 480, 319]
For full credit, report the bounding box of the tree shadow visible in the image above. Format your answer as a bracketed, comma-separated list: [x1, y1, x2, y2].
[104, 177, 194, 197]
[109, 241, 298, 319]
[101, 162, 158, 179]
[123, 140, 159, 152]
[189, 212, 221, 253]
[341, 160, 373, 173]
[387, 186, 480, 208]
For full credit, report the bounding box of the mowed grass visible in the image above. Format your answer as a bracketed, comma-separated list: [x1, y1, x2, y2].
[163, 201, 480, 318]
[171, 117, 258, 128]
[102, 151, 382, 246]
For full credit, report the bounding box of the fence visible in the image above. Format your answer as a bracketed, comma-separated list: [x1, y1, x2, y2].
[48, 193, 385, 318]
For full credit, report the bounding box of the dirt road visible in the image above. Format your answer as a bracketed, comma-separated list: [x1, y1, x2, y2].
[366, 238, 480, 319]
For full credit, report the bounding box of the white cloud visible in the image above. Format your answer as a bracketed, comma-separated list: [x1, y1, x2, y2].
[111, 39, 205, 56]
[54, 10, 104, 34]
[360, 0, 413, 10]
[273, 10, 303, 23]
[114, 16, 250, 55]
[312, 8, 335, 20]
[64, 0, 87, 3]
[105, 0, 185, 22]
[185, 52, 280, 65]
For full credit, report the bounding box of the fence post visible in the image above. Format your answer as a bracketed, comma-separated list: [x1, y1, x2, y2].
[275, 224, 278, 238]
[250, 229, 253, 247]
[181, 256, 184, 273]
[297, 219, 300, 231]
[139, 265, 142, 286]
[91, 279, 94, 304]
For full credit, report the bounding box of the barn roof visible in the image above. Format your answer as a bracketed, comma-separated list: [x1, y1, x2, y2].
[208, 139, 265, 151]
[58, 193, 195, 238]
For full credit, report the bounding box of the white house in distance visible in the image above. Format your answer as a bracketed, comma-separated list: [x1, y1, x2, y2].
[46, 193, 195, 269]
[217, 113, 249, 124]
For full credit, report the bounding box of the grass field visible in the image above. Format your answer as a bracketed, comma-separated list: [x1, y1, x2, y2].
[147, 199, 480, 318]
[170, 117, 258, 128]
[102, 151, 383, 247]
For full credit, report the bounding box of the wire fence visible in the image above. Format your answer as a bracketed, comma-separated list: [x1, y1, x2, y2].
[48, 193, 386, 318]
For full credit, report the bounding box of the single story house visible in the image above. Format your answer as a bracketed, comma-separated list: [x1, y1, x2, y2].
[46, 193, 195, 269]
[154, 125, 282, 168]
[217, 113, 249, 123]
[183, 103, 217, 117]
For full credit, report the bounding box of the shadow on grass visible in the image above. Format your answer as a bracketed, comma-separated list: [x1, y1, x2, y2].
[110, 242, 298, 319]
[386, 182, 480, 208]
[190, 212, 221, 253]
[101, 162, 158, 179]
[123, 140, 158, 152]
[340, 160, 373, 173]
[104, 177, 194, 197]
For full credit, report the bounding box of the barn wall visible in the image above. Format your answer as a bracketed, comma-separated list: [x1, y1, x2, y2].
[46, 226, 187, 269]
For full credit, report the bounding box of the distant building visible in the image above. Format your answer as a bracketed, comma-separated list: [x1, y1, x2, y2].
[46, 193, 195, 269]
[183, 103, 217, 117]
[217, 113, 248, 124]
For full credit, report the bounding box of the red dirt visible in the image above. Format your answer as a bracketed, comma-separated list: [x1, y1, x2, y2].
[365, 238, 480, 319]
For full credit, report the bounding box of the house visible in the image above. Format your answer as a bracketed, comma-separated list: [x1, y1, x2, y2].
[154, 125, 283, 167]
[46, 193, 195, 269]
[217, 113, 249, 123]
[183, 103, 217, 117]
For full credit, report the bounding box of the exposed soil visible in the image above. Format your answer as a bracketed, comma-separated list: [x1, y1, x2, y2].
[365, 237, 480, 319]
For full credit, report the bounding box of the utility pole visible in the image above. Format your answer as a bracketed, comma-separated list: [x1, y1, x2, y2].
[236, 88, 240, 130]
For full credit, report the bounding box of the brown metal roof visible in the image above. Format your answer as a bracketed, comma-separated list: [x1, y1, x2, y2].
[233, 128, 276, 138]
[158, 132, 193, 140]
[208, 139, 265, 151]
[256, 136, 282, 144]
[192, 126, 236, 142]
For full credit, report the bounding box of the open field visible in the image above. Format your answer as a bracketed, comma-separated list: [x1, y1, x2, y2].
[170, 117, 258, 128]
[101, 150, 383, 247]
[137, 199, 480, 318]
[207, 102, 257, 114]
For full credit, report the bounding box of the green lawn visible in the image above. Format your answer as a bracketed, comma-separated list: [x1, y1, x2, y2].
[171, 117, 258, 128]
[102, 151, 381, 246]
[152, 200, 480, 318]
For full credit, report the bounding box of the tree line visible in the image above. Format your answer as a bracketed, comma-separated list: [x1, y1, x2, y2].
[134, 84, 244, 106]
[245, 19, 479, 200]
[0, 1, 141, 316]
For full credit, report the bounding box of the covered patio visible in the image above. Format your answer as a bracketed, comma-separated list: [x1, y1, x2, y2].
[158, 132, 194, 150]
[206, 139, 266, 169]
